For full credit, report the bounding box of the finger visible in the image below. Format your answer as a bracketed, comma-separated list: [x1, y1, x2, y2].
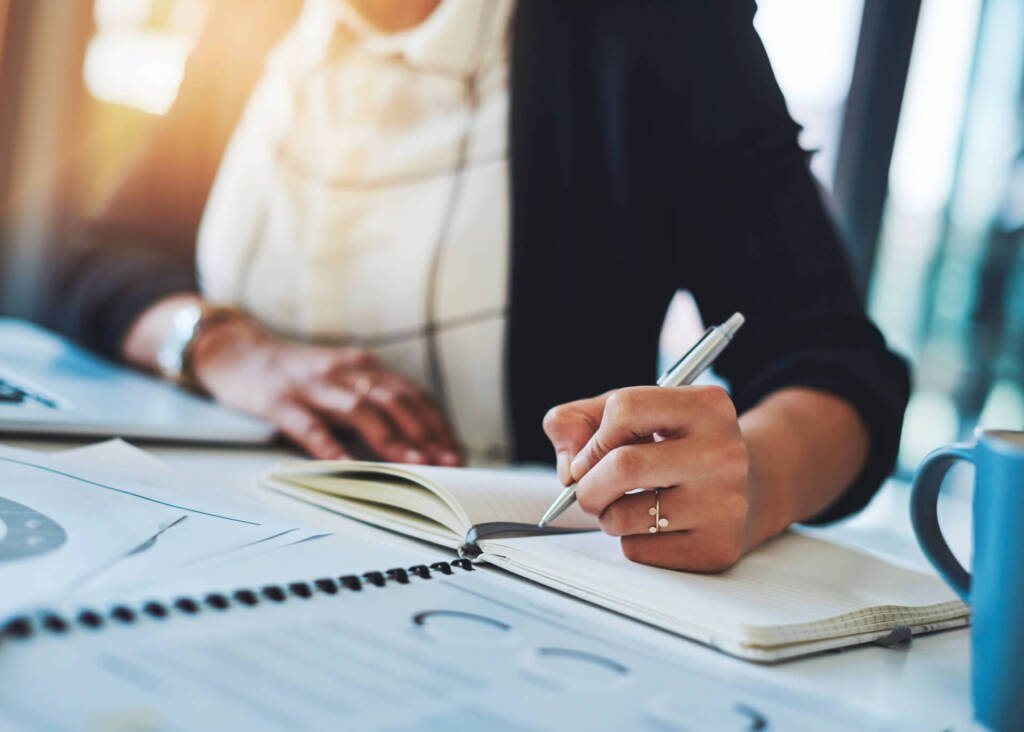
[368, 378, 429, 441]
[304, 382, 415, 463]
[360, 380, 436, 464]
[413, 390, 460, 450]
[599, 487, 693, 537]
[570, 385, 736, 482]
[619, 527, 744, 573]
[376, 378, 464, 464]
[598, 484, 748, 538]
[322, 367, 461, 465]
[274, 403, 350, 460]
[575, 437, 744, 516]
[542, 393, 609, 484]
[401, 389, 463, 465]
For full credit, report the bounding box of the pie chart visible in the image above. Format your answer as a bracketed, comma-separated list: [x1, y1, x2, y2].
[0, 496, 67, 561]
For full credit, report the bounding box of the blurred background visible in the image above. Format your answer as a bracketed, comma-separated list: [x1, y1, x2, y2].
[0, 0, 1022, 476]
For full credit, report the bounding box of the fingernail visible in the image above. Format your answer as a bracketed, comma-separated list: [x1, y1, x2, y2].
[556, 451, 571, 485]
[441, 451, 460, 466]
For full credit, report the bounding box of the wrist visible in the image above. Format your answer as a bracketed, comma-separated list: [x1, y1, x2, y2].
[155, 302, 252, 392]
[742, 446, 799, 552]
[739, 428, 803, 552]
[188, 309, 271, 389]
[737, 387, 870, 551]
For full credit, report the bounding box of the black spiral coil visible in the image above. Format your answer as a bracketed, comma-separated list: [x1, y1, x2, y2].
[0, 559, 475, 643]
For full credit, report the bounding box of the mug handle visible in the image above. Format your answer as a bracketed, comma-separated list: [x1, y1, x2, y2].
[910, 444, 973, 601]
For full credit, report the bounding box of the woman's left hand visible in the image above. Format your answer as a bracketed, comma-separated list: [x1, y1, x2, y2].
[543, 385, 752, 572]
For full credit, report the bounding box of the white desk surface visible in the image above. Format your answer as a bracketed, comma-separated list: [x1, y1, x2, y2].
[6, 437, 977, 730]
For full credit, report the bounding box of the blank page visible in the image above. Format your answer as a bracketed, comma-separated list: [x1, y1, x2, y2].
[484, 529, 968, 649]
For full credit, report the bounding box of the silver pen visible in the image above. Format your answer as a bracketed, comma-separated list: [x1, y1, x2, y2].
[537, 312, 745, 528]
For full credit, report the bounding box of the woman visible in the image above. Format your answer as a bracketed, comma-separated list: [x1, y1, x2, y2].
[53, 0, 909, 572]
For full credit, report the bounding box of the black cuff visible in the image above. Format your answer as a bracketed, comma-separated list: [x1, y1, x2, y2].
[51, 244, 196, 359]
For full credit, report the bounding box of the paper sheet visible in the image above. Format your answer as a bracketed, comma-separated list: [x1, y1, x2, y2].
[0, 537, 889, 731]
[0, 447, 182, 617]
[47, 441, 323, 595]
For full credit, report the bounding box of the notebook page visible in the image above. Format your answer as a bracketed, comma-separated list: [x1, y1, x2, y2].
[400, 465, 596, 530]
[275, 474, 463, 533]
[271, 461, 597, 533]
[483, 530, 966, 649]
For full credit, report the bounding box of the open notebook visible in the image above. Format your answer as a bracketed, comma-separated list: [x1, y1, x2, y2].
[261, 461, 970, 662]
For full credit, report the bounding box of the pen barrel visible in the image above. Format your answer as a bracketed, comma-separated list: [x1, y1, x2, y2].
[656, 326, 733, 388]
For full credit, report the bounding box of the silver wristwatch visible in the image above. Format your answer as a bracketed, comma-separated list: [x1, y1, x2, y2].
[156, 303, 238, 389]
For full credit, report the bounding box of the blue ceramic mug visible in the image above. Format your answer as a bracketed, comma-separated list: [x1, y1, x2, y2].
[911, 429, 1024, 730]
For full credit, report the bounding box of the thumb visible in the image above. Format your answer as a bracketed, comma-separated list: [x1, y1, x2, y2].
[542, 393, 609, 485]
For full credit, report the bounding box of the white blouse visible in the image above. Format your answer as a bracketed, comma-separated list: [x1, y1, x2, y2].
[196, 0, 515, 463]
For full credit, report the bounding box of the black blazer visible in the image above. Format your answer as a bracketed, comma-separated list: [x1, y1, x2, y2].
[52, 0, 909, 523]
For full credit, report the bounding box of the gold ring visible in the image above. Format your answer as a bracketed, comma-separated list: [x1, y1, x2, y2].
[648, 488, 669, 534]
[353, 374, 376, 399]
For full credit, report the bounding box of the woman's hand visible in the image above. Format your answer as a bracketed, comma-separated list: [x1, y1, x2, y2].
[121, 295, 461, 463]
[543, 386, 753, 572]
[175, 310, 461, 464]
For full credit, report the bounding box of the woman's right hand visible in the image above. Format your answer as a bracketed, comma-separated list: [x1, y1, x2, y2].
[123, 296, 461, 464]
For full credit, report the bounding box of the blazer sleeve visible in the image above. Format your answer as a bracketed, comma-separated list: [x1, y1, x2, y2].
[659, 1, 911, 523]
[48, 0, 300, 358]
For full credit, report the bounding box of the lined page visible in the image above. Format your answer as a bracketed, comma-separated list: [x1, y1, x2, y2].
[484, 530, 968, 650]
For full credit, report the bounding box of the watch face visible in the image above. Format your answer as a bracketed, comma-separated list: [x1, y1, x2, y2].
[0, 496, 67, 561]
[157, 304, 203, 380]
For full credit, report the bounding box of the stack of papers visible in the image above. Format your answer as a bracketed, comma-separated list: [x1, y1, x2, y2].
[0, 440, 321, 618]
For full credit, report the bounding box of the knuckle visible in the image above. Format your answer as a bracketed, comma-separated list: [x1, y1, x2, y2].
[607, 446, 640, 482]
[603, 390, 634, 423]
[589, 435, 613, 463]
[702, 385, 736, 418]
[542, 405, 568, 434]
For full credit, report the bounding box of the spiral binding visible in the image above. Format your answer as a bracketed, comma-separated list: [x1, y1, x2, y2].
[0, 559, 475, 643]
